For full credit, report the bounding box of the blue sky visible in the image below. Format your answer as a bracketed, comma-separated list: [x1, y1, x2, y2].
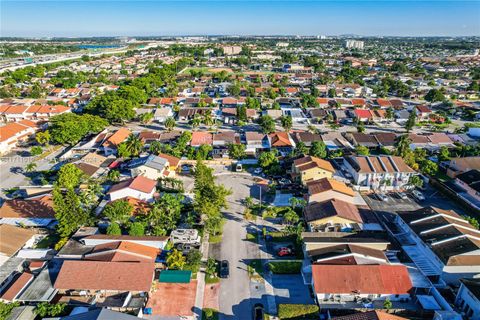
[1, 1, 479, 37]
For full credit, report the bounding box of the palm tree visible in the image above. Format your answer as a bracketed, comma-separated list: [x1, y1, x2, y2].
[192, 114, 202, 130]
[140, 112, 153, 124]
[124, 134, 144, 157]
[203, 109, 215, 127]
[149, 141, 163, 155]
[25, 162, 37, 173]
[165, 117, 176, 131]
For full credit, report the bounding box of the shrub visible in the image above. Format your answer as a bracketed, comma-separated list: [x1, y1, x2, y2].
[268, 261, 302, 274]
[278, 304, 319, 319]
[30, 146, 43, 156]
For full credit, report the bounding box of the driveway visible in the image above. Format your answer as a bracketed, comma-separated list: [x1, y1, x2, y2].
[271, 274, 314, 305]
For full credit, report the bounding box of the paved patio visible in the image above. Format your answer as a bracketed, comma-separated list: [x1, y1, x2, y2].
[147, 280, 198, 317]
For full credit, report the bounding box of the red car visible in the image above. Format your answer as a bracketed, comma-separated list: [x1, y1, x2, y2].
[277, 247, 294, 257]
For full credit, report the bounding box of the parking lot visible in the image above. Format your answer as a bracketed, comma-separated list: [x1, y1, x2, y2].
[362, 184, 466, 216]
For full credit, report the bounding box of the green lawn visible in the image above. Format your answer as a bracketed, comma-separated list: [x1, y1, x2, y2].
[205, 275, 220, 284]
[247, 259, 264, 279]
[209, 234, 223, 244]
[267, 261, 302, 274]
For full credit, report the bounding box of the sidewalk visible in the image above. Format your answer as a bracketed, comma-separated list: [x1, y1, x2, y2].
[193, 233, 210, 320]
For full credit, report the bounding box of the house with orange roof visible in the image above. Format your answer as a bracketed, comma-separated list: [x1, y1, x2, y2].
[102, 128, 132, 156]
[307, 177, 356, 204]
[1, 105, 29, 122]
[24, 104, 71, 121]
[0, 120, 38, 155]
[108, 175, 157, 202]
[190, 131, 213, 148]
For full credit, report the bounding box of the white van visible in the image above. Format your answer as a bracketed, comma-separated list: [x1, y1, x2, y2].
[170, 229, 201, 245]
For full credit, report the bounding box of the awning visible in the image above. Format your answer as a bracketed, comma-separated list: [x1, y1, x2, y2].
[159, 270, 192, 283]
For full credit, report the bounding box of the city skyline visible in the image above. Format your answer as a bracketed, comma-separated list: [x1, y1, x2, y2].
[2, 0, 479, 37]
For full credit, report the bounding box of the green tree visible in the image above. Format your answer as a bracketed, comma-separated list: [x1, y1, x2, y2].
[280, 115, 293, 132]
[0, 301, 20, 319]
[30, 146, 43, 156]
[438, 146, 451, 162]
[139, 112, 153, 124]
[57, 163, 85, 189]
[258, 150, 279, 169]
[409, 175, 424, 188]
[383, 299, 393, 310]
[185, 250, 202, 273]
[128, 222, 145, 236]
[309, 141, 327, 158]
[35, 130, 51, 145]
[405, 108, 416, 132]
[52, 186, 90, 240]
[228, 143, 246, 159]
[259, 115, 276, 134]
[421, 160, 438, 176]
[283, 208, 299, 225]
[167, 249, 186, 270]
[205, 257, 217, 278]
[35, 302, 67, 317]
[356, 122, 365, 133]
[103, 199, 133, 224]
[165, 117, 176, 131]
[465, 216, 480, 230]
[107, 222, 122, 235]
[355, 145, 370, 156]
[85, 91, 136, 123]
[295, 141, 308, 156]
[49, 113, 108, 145]
[117, 142, 131, 158]
[107, 169, 120, 182]
[196, 144, 213, 160]
[425, 89, 445, 102]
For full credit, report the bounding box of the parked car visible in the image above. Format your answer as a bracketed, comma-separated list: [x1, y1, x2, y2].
[235, 163, 243, 172]
[253, 304, 264, 320]
[278, 178, 292, 185]
[254, 167, 263, 174]
[376, 193, 389, 202]
[277, 246, 295, 257]
[396, 192, 408, 200]
[175, 243, 197, 255]
[412, 189, 425, 201]
[219, 260, 229, 278]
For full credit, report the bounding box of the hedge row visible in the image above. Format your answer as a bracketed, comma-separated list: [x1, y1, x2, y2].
[278, 304, 319, 319]
[268, 261, 302, 274]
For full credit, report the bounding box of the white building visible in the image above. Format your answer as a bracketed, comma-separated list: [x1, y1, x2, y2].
[345, 40, 364, 49]
[107, 175, 157, 202]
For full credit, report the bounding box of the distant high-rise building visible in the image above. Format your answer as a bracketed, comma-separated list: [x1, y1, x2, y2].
[222, 46, 242, 56]
[345, 40, 364, 49]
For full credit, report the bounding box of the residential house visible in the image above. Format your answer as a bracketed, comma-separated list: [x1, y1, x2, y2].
[245, 132, 269, 156]
[454, 278, 480, 320]
[190, 131, 213, 148]
[445, 157, 480, 178]
[343, 156, 416, 190]
[128, 154, 178, 180]
[102, 128, 131, 156]
[301, 232, 391, 253]
[307, 244, 389, 265]
[0, 225, 36, 266]
[0, 194, 56, 228]
[56, 308, 140, 320]
[54, 260, 154, 294]
[0, 120, 38, 155]
[331, 311, 408, 320]
[453, 170, 480, 210]
[108, 176, 157, 202]
[269, 132, 295, 155]
[373, 132, 397, 150]
[82, 234, 168, 250]
[212, 131, 239, 158]
[321, 132, 354, 151]
[307, 178, 356, 205]
[345, 132, 379, 148]
[265, 109, 283, 120]
[353, 109, 373, 123]
[83, 241, 159, 263]
[312, 265, 413, 305]
[292, 156, 335, 185]
[395, 207, 480, 285]
[0, 272, 34, 302]
[153, 107, 173, 123]
[416, 105, 433, 121]
[291, 132, 323, 148]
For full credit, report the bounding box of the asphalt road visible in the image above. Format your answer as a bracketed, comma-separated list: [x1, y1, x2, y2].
[215, 173, 262, 320]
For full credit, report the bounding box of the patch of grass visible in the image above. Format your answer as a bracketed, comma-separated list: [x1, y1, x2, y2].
[267, 231, 296, 242]
[35, 233, 60, 249]
[202, 308, 219, 320]
[247, 259, 264, 279]
[205, 275, 220, 284]
[434, 170, 451, 183]
[209, 234, 223, 244]
[267, 261, 302, 274]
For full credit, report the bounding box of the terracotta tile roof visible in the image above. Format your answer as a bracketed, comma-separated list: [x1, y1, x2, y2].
[0, 272, 33, 301]
[245, 131, 265, 142]
[294, 156, 335, 173]
[307, 178, 355, 197]
[426, 133, 453, 144]
[312, 265, 413, 295]
[54, 260, 155, 292]
[351, 98, 366, 106]
[416, 105, 432, 113]
[190, 132, 213, 147]
[354, 109, 373, 119]
[85, 241, 159, 262]
[0, 121, 36, 142]
[304, 199, 363, 223]
[269, 132, 292, 147]
[376, 98, 392, 107]
[407, 133, 429, 144]
[103, 128, 131, 148]
[222, 97, 238, 104]
[26, 105, 70, 114]
[108, 176, 157, 194]
[1, 105, 28, 114]
[157, 153, 181, 167]
[0, 224, 36, 256]
[0, 195, 55, 219]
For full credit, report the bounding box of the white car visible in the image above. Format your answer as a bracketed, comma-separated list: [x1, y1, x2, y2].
[396, 192, 408, 200]
[411, 190, 425, 201]
[254, 168, 263, 174]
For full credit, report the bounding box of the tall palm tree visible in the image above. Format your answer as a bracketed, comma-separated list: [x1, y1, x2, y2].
[125, 134, 144, 157]
[192, 114, 202, 130]
[203, 109, 215, 127]
[165, 117, 176, 131]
